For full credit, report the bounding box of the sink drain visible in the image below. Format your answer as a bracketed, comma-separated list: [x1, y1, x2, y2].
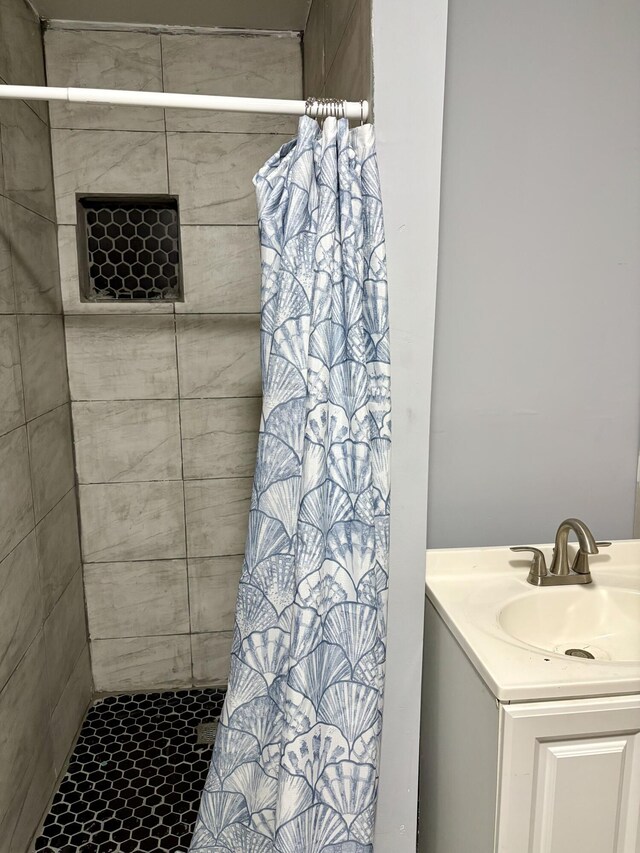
[564, 648, 595, 659]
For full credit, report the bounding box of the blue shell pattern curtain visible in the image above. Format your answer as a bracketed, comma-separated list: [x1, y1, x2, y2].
[189, 115, 391, 853]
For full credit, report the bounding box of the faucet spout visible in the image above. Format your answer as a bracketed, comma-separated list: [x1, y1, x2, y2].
[550, 517, 598, 576]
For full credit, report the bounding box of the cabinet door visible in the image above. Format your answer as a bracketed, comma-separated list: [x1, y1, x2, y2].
[497, 694, 640, 853]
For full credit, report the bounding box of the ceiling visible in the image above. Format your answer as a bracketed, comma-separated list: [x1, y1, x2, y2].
[30, 0, 312, 30]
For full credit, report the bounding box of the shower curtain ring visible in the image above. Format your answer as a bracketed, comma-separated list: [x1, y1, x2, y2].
[306, 97, 347, 123]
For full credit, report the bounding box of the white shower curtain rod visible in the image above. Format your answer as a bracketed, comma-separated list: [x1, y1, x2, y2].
[0, 85, 369, 121]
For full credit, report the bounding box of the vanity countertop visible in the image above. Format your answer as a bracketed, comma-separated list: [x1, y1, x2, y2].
[425, 540, 640, 702]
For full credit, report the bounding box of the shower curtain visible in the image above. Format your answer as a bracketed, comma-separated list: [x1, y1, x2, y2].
[190, 115, 391, 853]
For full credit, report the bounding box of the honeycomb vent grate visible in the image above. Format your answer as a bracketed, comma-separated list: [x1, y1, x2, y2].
[78, 196, 183, 302]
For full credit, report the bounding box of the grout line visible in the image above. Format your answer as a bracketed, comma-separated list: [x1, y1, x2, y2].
[0, 190, 58, 227]
[171, 296, 195, 685]
[0, 328, 24, 438]
[323, 0, 360, 89]
[64, 310, 262, 315]
[78, 475, 254, 486]
[70, 395, 262, 403]
[83, 553, 245, 565]
[158, 31, 170, 189]
[158, 30, 167, 137]
[0, 563, 85, 713]
[45, 20, 302, 38]
[0, 461, 74, 572]
[23, 397, 71, 427]
[47, 126, 293, 137]
[0, 80, 53, 128]
[9, 325, 38, 538]
[91, 628, 234, 641]
[0, 628, 42, 703]
[63, 350, 94, 689]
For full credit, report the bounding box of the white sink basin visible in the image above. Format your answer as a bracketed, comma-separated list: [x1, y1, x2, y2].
[498, 586, 640, 662]
[426, 540, 640, 701]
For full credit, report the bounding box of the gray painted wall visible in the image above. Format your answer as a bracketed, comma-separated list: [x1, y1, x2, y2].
[372, 0, 449, 848]
[428, 0, 640, 548]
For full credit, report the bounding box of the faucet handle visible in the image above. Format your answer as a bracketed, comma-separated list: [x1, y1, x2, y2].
[510, 546, 548, 585]
[572, 540, 611, 574]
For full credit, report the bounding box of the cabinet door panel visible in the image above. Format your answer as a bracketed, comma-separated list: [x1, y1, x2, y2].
[532, 736, 633, 852]
[497, 695, 640, 853]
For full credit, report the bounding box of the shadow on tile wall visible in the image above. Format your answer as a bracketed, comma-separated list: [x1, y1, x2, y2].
[303, 0, 373, 105]
[0, 0, 91, 849]
[44, 27, 303, 695]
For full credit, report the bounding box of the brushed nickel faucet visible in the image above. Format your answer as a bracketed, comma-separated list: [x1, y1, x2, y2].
[511, 518, 610, 586]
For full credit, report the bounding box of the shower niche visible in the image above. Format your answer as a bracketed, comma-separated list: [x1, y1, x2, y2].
[76, 196, 183, 302]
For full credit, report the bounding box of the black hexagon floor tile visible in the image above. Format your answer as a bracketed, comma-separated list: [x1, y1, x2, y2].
[35, 688, 226, 852]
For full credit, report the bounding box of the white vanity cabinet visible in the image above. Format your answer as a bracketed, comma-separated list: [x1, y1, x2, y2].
[419, 597, 640, 853]
[498, 696, 640, 852]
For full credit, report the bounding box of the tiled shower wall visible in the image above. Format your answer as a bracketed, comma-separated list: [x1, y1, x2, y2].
[44, 27, 302, 693]
[303, 0, 372, 104]
[0, 1, 91, 849]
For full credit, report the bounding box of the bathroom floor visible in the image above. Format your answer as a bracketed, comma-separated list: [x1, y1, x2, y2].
[35, 688, 226, 853]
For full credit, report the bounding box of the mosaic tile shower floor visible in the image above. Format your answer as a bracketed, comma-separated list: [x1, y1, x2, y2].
[35, 688, 226, 853]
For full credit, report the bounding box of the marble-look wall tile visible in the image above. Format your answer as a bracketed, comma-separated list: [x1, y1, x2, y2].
[50, 645, 92, 776]
[0, 110, 4, 195]
[191, 632, 233, 686]
[303, 0, 326, 97]
[0, 634, 55, 853]
[80, 481, 186, 563]
[36, 488, 81, 616]
[188, 556, 242, 633]
[51, 129, 168, 224]
[176, 314, 261, 398]
[27, 404, 75, 522]
[0, 116, 4, 197]
[303, 0, 372, 105]
[43, 570, 87, 709]
[324, 0, 372, 104]
[72, 400, 182, 484]
[0, 0, 47, 121]
[181, 397, 261, 479]
[0, 533, 42, 693]
[84, 560, 189, 639]
[0, 426, 34, 563]
[177, 225, 261, 314]
[162, 33, 300, 134]
[91, 635, 192, 692]
[1, 734, 54, 853]
[6, 201, 61, 313]
[0, 315, 24, 437]
[0, 198, 16, 313]
[45, 30, 164, 131]
[17, 314, 69, 420]
[168, 132, 288, 225]
[324, 0, 358, 77]
[184, 477, 252, 557]
[64, 315, 178, 401]
[0, 99, 55, 220]
[56, 224, 173, 314]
